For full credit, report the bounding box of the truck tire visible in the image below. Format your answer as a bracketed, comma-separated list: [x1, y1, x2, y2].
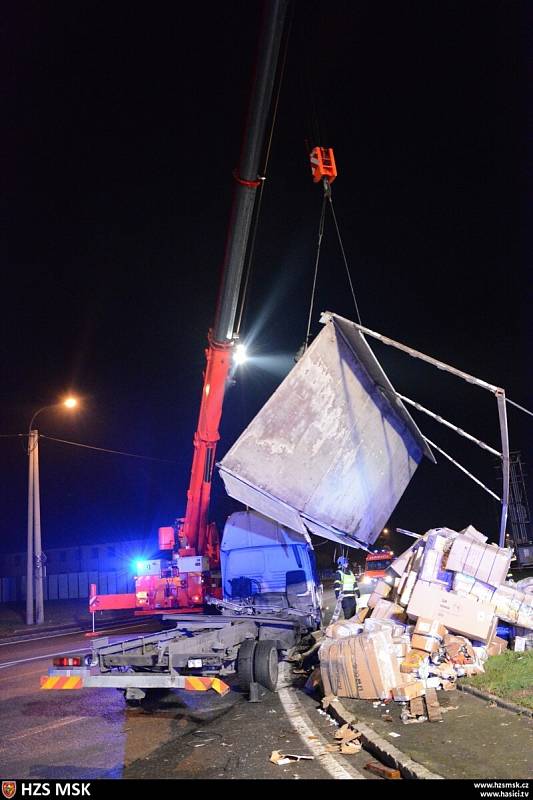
[237, 639, 256, 690]
[254, 639, 279, 692]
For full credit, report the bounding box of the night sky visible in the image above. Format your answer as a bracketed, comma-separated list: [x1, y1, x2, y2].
[1, 1, 531, 559]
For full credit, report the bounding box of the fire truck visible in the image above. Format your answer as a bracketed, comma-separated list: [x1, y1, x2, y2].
[361, 550, 395, 588]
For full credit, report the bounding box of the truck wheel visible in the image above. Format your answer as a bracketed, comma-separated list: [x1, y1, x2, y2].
[254, 640, 279, 692]
[237, 639, 256, 690]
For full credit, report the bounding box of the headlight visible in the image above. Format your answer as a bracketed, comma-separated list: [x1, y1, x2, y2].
[362, 576, 372, 585]
[385, 576, 393, 584]
[187, 659, 203, 668]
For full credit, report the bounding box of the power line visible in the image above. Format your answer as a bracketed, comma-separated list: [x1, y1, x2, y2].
[39, 435, 176, 464]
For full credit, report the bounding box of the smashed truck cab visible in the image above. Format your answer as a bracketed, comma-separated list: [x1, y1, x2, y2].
[219, 312, 434, 549]
[221, 510, 322, 625]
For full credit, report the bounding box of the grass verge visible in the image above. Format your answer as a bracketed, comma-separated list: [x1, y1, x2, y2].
[463, 650, 533, 711]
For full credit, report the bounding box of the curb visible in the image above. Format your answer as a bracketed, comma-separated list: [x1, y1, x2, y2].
[457, 682, 533, 719]
[325, 697, 443, 780]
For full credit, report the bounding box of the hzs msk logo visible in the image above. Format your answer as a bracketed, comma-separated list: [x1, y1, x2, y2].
[2, 782, 16, 800]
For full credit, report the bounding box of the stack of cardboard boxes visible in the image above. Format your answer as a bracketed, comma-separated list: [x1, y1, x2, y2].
[320, 525, 533, 705]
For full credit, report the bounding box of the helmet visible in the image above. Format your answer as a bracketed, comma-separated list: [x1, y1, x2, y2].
[337, 556, 348, 568]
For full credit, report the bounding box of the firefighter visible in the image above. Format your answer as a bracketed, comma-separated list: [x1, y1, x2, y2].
[334, 556, 360, 619]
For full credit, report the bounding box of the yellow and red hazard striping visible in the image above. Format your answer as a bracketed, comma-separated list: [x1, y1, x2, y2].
[40, 675, 83, 690]
[184, 676, 230, 695]
[39, 674, 229, 694]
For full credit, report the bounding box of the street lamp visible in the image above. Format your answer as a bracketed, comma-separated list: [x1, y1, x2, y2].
[27, 396, 79, 625]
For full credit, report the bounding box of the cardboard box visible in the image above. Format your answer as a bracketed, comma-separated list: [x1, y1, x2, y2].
[399, 570, 418, 607]
[392, 681, 426, 701]
[492, 585, 533, 630]
[325, 620, 364, 639]
[371, 598, 407, 620]
[373, 579, 393, 599]
[319, 631, 402, 700]
[446, 538, 512, 588]
[460, 524, 488, 543]
[411, 618, 447, 653]
[419, 533, 454, 588]
[486, 635, 507, 658]
[364, 618, 406, 637]
[390, 541, 422, 577]
[452, 572, 496, 604]
[407, 581, 495, 642]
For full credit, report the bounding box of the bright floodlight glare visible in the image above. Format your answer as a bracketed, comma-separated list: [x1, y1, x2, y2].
[64, 397, 78, 409]
[234, 343, 248, 366]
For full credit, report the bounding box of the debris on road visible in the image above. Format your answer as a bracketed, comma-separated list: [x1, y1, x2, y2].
[320, 525, 532, 721]
[365, 761, 402, 780]
[270, 750, 314, 766]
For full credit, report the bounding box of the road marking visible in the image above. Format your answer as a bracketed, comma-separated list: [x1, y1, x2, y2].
[0, 646, 90, 670]
[279, 687, 365, 780]
[7, 716, 86, 741]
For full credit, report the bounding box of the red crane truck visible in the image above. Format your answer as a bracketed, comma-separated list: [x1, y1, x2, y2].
[89, 0, 290, 616]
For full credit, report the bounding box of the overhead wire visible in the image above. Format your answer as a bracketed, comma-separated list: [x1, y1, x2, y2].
[39, 435, 176, 463]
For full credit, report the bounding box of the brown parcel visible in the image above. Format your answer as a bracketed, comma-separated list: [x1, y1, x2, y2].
[392, 681, 426, 701]
[371, 598, 407, 621]
[487, 635, 508, 657]
[411, 618, 447, 653]
[319, 633, 401, 700]
[407, 581, 495, 642]
[445, 538, 512, 588]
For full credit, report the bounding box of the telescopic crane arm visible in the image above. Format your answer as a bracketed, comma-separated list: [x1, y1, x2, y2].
[179, 0, 289, 560]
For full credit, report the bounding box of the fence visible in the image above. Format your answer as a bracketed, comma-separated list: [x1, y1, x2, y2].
[0, 571, 135, 603]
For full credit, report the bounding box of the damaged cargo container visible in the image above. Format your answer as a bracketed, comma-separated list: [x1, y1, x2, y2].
[218, 312, 435, 549]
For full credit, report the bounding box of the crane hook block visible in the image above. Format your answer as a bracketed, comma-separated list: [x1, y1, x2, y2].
[309, 147, 337, 184]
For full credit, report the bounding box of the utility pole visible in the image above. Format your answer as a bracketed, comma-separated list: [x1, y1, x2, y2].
[26, 397, 79, 625]
[26, 429, 36, 625]
[33, 429, 44, 624]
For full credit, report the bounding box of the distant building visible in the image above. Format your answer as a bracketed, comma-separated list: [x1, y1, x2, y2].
[0, 539, 156, 603]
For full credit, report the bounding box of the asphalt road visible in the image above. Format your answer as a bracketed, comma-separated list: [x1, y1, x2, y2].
[0, 617, 378, 780]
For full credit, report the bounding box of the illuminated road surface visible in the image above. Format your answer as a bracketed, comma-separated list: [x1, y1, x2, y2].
[0, 618, 377, 780]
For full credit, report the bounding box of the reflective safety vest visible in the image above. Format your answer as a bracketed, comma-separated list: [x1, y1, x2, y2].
[335, 570, 357, 596]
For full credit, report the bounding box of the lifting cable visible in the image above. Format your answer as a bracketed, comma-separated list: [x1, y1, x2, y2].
[304, 182, 363, 350]
[305, 193, 327, 347]
[234, 3, 294, 338]
[328, 194, 362, 327]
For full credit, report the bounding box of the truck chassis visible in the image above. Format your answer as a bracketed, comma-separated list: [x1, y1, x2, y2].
[42, 609, 313, 701]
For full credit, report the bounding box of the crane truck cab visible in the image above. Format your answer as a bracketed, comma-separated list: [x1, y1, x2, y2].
[220, 510, 322, 628]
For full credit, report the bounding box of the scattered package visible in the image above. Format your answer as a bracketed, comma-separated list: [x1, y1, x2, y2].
[319, 524, 530, 720]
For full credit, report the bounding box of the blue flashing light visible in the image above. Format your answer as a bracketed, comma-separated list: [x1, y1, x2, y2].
[135, 560, 146, 574]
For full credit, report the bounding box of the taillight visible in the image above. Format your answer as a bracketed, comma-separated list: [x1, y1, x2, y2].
[53, 656, 82, 667]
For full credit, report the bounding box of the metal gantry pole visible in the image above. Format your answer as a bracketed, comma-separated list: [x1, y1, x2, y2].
[33, 429, 44, 624]
[26, 430, 35, 625]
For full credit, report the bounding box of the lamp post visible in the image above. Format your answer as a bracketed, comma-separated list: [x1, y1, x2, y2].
[27, 397, 79, 625]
